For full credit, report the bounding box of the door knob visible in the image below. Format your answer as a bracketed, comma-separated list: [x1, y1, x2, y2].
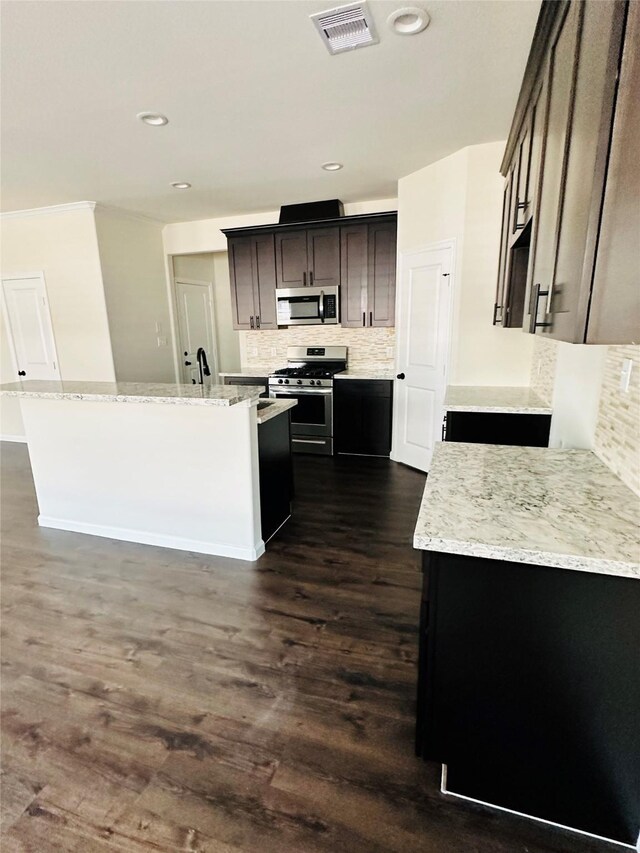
[396, 372, 405, 380]
[184, 360, 192, 366]
[18, 370, 26, 377]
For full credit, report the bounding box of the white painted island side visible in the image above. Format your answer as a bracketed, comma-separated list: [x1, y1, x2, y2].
[1, 381, 268, 560]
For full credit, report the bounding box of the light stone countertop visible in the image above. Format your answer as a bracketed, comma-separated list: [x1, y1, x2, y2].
[444, 385, 552, 414]
[256, 399, 297, 425]
[413, 442, 640, 579]
[0, 380, 265, 407]
[335, 368, 395, 381]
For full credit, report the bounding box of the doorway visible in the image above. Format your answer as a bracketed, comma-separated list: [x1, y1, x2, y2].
[391, 242, 455, 473]
[1, 273, 60, 381]
[170, 253, 241, 384]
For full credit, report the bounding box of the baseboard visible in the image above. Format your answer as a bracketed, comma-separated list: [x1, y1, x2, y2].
[440, 765, 635, 850]
[1, 434, 27, 443]
[38, 515, 266, 562]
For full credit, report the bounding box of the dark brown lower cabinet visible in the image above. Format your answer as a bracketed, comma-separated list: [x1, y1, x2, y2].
[334, 380, 393, 456]
[416, 551, 640, 846]
[443, 411, 551, 447]
[258, 412, 293, 543]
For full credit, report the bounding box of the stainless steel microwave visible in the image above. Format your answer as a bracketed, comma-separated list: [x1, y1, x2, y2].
[275, 286, 340, 326]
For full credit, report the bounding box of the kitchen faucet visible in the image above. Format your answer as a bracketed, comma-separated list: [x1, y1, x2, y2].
[196, 347, 211, 385]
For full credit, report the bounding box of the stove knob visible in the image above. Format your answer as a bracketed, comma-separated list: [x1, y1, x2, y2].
[284, 379, 290, 384]
[297, 379, 302, 385]
[309, 380, 315, 386]
[278, 378, 283, 384]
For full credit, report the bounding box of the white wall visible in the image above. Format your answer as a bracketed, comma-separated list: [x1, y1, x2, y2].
[0, 206, 115, 438]
[162, 198, 398, 256]
[95, 209, 174, 383]
[397, 143, 534, 386]
[172, 253, 241, 373]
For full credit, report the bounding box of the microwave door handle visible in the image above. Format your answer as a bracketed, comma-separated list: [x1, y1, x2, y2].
[319, 290, 325, 324]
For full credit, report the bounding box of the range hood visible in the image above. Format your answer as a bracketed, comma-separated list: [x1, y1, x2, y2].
[278, 199, 344, 224]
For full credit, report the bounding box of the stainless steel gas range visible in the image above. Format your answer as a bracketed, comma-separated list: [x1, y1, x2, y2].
[268, 346, 347, 455]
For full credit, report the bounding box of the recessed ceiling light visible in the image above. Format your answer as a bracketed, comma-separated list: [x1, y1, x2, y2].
[387, 6, 430, 35]
[137, 111, 169, 126]
[321, 162, 343, 171]
[171, 181, 191, 189]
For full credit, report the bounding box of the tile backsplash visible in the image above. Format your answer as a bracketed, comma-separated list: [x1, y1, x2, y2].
[531, 336, 639, 496]
[593, 344, 640, 497]
[240, 327, 396, 370]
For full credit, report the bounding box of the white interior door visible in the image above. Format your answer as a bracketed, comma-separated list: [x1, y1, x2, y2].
[391, 243, 453, 472]
[175, 279, 218, 385]
[2, 275, 59, 381]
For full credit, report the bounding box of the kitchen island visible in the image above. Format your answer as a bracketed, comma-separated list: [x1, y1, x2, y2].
[413, 442, 639, 848]
[1, 381, 296, 561]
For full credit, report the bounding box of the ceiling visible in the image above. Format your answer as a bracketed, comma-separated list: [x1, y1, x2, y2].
[1, 0, 540, 223]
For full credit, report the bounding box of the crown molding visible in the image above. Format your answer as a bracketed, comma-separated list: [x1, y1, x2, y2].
[0, 201, 97, 220]
[0, 200, 164, 226]
[93, 203, 165, 226]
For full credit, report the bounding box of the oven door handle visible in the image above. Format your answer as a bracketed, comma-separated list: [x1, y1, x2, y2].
[270, 387, 333, 396]
[319, 290, 325, 324]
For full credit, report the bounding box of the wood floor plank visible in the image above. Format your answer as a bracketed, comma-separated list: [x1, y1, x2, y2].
[0, 443, 617, 852]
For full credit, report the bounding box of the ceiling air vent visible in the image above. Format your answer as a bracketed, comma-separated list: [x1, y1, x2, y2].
[310, 2, 380, 55]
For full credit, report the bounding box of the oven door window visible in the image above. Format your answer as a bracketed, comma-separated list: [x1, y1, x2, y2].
[274, 392, 325, 425]
[283, 296, 320, 320]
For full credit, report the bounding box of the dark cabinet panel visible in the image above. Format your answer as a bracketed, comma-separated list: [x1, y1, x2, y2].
[334, 380, 393, 456]
[275, 231, 308, 288]
[258, 412, 293, 542]
[528, 1, 581, 332]
[500, 0, 635, 343]
[417, 551, 640, 846]
[252, 235, 278, 329]
[228, 237, 258, 331]
[340, 221, 397, 328]
[587, 0, 640, 344]
[340, 225, 368, 328]
[307, 227, 340, 288]
[368, 221, 396, 327]
[444, 410, 551, 447]
[227, 235, 277, 330]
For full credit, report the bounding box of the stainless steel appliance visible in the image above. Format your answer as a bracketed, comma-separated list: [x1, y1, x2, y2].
[269, 346, 347, 455]
[275, 285, 339, 326]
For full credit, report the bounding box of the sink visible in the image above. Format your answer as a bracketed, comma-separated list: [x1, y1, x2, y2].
[257, 400, 273, 410]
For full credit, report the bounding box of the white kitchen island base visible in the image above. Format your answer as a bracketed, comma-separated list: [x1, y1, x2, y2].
[8, 382, 267, 561]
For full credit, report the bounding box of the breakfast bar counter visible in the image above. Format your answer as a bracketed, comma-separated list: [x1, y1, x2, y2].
[1, 380, 276, 561]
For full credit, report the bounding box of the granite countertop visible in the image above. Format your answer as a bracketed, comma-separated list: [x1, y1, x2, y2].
[413, 443, 639, 579]
[444, 385, 552, 414]
[256, 399, 297, 425]
[219, 366, 277, 378]
[335, 368, 396, 381]
[0, 380, 265, 407]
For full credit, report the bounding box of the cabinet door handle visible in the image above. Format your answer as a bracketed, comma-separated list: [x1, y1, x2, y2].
[309, 271, 314, 286]
[528, 283, 552, 334]
[303, 272, 307, 286]
[362, 312, 366, 327]
[256, 315, 260, 328]
[396, 372, 405, 380]
[184, 361, 192, 366]
[250, 316, 254, 329]
[369, 311, 373, 327]
[18, 370, 26, 377]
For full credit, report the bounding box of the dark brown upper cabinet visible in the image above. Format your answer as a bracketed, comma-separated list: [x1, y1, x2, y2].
[227, 234, 278, 331]
[496, 0, 638, 344]
[340, 220, 396, 328]
[223, 212, 397, 330]
[275, 227, 340, 289]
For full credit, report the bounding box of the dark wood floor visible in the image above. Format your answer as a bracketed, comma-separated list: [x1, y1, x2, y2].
[0, 442, 618, 852]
